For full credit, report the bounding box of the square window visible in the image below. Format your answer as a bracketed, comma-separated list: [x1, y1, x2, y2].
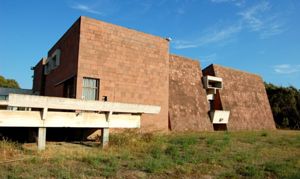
[82, 78, 99, 100]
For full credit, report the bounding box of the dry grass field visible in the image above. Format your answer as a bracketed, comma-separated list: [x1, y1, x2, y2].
[0, 130, 299, 178]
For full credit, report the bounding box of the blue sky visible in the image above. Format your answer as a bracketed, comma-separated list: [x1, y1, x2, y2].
[0, 0, 299, 89]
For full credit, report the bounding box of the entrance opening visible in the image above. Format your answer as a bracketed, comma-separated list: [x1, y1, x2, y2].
[63, 77, 76, 98]
[213, 124, 227, 131]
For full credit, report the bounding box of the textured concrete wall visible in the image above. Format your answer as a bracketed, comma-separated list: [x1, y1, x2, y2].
[169, 55, 213, 131]
[43, 18, 81, 97]
[77, 16, 169, 132]
[203, 65, 276, 130]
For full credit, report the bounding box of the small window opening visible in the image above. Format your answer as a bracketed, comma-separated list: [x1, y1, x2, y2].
[102, 96, 108, 102]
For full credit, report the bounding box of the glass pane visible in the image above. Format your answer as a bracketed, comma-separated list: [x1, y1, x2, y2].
[82, 78, 99, 100]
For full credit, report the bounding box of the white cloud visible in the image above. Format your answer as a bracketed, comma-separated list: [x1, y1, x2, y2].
[172, 1, 289, 50]
[173, 40, 198, 49]
[273, 64, 300, 74]
[259, 18, 286, 39]
[71, 3, 103, 15]
[173, 24, 241, 49]
[238, 1, 286, 38]
[239, 1, 270, 31]
[201, 24, 242, 44]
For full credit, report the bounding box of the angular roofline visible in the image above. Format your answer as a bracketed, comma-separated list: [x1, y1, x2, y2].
[170, 53, 200, 63]
[46, 16, 170, 56]
[202, 64, 214, 71]
[81, 16, 169, 42]
[33, 57, 46, 68]
[47, 16, 82, 55]
[203, 64, 262, 78]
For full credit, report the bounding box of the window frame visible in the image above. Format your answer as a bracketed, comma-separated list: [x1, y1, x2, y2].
[43, 49, 61, 75]
[82, 77, 99, 100]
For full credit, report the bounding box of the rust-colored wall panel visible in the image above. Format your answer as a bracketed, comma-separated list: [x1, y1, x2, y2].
[77, 16, 169, 132]
[32, 59, 44, 95]
[203, 65, 276, 130]
[169, 55, 213, 131]
[43, 18, 81, 97]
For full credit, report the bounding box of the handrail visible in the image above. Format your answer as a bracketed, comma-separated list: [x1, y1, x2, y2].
[7, 94, 161, 114]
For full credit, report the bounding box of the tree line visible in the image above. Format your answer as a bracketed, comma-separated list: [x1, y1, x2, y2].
[0, 75, 19, 88]
[265, 83, 300, 129]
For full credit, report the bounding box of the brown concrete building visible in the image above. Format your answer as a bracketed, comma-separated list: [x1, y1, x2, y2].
[33, 16, 275, 132]
[202, 65, 276, 130]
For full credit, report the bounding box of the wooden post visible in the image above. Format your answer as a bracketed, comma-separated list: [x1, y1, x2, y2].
[38, 127, 46, 150]
[101, 128, 109, 148]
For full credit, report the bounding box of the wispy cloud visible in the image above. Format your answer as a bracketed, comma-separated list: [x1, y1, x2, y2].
[273, 64, 300, 74]
[200, 53, 217, 64]
[238, 1, 286, 38]
[201, 24, 242, 44]
[71, 3, 103, 15]
[238, 1, 270, 31]
[259, 17, 286, 39]
[210, 0, 245, 7]
[173, 40, 199, 49]
[174, 1, 288, 50]
[173, 24, 241, 49]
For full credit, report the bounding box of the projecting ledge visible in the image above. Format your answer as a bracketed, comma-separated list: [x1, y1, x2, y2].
[7, 94, 161, 114]
[210, 110, 230, 124]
